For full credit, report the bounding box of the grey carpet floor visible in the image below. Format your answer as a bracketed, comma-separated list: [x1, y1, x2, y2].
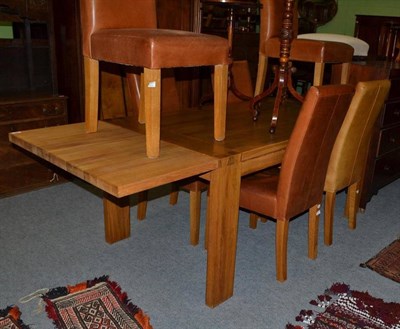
[1, 178, 399, 328]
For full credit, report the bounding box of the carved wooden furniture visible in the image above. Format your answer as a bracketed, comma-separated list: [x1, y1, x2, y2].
[323, 80, 390, 246]
[79, 0, 229, 159]
[297, 0, 337, 33]
[250, 0, 354, 133]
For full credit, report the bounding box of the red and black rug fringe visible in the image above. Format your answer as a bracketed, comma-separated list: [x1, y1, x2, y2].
[0, 305, 30, 329]
[287, 283, 400, 329]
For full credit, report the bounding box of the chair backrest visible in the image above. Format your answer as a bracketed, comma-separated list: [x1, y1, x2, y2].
[276, 84, 354, 220]
[80, 0, 158, 57]
[324, 80, 391, 192]
[259, 0, 299, 43]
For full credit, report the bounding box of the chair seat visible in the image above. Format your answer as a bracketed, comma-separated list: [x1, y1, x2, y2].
[240, 171, 279, 218]
[263, 37, 354, 63]
[298, 33, 369, 57]
[90, 29, 230, 69]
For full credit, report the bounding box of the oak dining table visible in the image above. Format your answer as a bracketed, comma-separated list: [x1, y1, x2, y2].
[9, 98, 300, 308]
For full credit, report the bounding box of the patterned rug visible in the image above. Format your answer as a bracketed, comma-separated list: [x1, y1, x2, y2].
[0, 306, 30, 329]
[42, 276, 153, 329]
[361, 238, 400, 283]
[287, 283, 400, 328]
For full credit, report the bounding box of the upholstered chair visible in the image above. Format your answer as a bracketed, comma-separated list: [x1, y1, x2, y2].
[79, 0, 229, 158]
[239, 84, 354, 282]
[324, 80, 391, 246]
[254, 0, 354, 97]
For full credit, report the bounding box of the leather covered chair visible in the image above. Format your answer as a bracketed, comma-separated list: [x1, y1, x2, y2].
[323, 80, 391, 245]
[79, 0, 230, 158]
[239, 84, 354, 282]
[254, 0, 354, 97]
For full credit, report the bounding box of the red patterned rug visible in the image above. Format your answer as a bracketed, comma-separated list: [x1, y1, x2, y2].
[361, 238, 400, 283]
[42, 276, 152, 329]
[0, 306, 30, 329]
[287, 283, 400, 329]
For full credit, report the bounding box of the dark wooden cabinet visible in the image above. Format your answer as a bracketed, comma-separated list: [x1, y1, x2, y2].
[0, 95, 68, 197]
[343, 61, 400, 208]
[362, 62, 400, 207]
[0, 0, 69, 197]
[355, 15, 400, 60]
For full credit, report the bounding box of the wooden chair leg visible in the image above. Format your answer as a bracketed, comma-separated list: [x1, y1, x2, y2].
[324, 191, 336, 246]
[143, 68, 161, 158]
[254, 53, 268, 96]
[84, 56, 99, 133]
[313, 62, 325, 86]
[189, 189, 202, 246]
[137, 191, 148, 220]
[249, 213, 259, 229]
[347, 182, 360, 230]
[308, 204, 320, 259]
[340, 62, 351, 84]
[213, 64, 228, 141]
[205, 191, 210, 250]
[169, 183, 179, 206]
[139, 72, 145, 124]
[276, 219, 289, 282]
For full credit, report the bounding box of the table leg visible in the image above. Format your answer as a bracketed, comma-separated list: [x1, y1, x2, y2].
[206, 155, 241, 307]
[103, 193, 131, 244]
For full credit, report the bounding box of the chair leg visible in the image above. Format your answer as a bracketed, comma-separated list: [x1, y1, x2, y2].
[324, 191, 336, 246]
[138, 72, 146, 124]
[313, 63, 325, 86]
[276, 219, 289, 282]
[137, 191, 148, 220]
[249, 213, 259, 229]
[205, 190, 211, 250]
[249, 213, 268, 229]
[347, 182, 360, 230]
[189, 189, 202, 246]
[308, 204, 320, 259]
[143, 68, 161, 158]
[169, 182, 179, 206]
[84, 56, 99, 133]
[254, 53, 268, 96]
[340, 62, 351, 84]
[213, 64, 228, 141]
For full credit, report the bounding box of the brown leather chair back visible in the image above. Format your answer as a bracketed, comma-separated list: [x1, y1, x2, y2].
[324, 80, 391, 192]
[80, 0, 158, 57]
[276, 84, 354, 220]
[259, 0, 299, 44]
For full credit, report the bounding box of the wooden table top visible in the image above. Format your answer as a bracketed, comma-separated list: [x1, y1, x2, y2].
[9, 121, 219, 198]
[112, 99, 301, 175]
[9, 99, 300, 197]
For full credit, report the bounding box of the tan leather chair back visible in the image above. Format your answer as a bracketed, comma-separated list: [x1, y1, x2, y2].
[324, 80, 391, 192]
[80, 0, 158, 57]
[276, 84, 354, 220]
[259, 0, 299, 45]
